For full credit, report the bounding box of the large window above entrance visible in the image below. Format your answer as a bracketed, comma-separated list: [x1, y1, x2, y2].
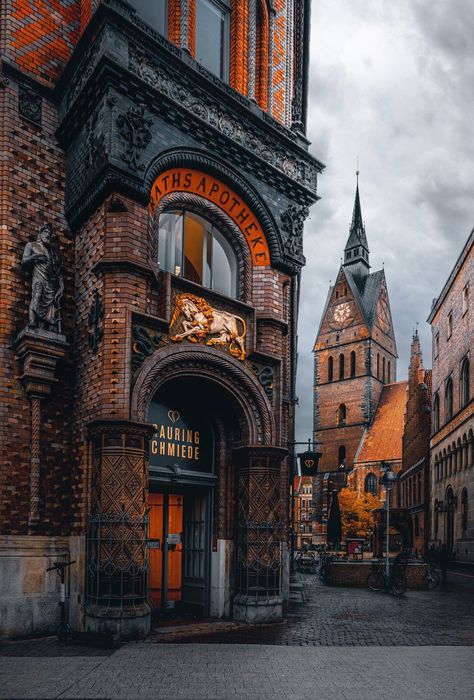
[129, 1, 167, 37]
[158, 210, 238, 298]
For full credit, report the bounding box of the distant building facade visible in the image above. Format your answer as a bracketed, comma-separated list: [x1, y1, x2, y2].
[293, 477, 314, 549]
[398, 332, 432, 558]
[428, 229, 474, 560]
[312, 180, 398, 541]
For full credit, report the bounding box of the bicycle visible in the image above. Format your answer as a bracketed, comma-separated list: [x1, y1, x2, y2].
[367, 559, 407, 596]
[424, 562, 440, 590]
[46, 560, 76, 643]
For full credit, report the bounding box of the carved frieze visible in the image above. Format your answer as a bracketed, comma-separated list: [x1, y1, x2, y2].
[132, 325, 168, 372]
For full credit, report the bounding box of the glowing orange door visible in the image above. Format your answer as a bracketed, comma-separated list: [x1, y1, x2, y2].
[148, 493, 183, 609]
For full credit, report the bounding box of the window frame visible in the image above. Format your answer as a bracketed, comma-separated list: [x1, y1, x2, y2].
[460, 356, 470, 408]
[195, 0, 231, 82]
[445, 376, 454, 423]
[129, 0, 168, 37]
[447, 310, 453, 339]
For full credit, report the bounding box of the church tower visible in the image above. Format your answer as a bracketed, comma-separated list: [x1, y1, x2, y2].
[312, 177, 398, 536]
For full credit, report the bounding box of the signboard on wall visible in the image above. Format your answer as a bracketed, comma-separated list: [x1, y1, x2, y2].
[298, 451, 322, 477]
[148, 400, 213, 473]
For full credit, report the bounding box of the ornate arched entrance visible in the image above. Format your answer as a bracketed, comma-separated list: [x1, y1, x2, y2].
[131, 345, 286, 622]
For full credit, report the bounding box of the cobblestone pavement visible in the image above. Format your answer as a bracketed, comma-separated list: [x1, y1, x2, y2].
[1, 644, 473, 699]
[164, 572, 474, 646]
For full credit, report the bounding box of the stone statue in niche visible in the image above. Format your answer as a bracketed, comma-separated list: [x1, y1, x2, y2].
[21, 224, 64, 333]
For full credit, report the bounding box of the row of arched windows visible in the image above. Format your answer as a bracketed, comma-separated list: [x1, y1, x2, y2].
[434, 429, 474, 482]
[401, 472, 423, 508]
[327, 351, 356, 382]
[433, 357, 470, 433]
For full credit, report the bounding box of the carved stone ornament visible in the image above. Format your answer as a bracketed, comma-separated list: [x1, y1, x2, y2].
[132, 325, 167, 372]
[85, 109, 106, 170]
[170, 293, 247, 361]
[116, 103, 152, 171]
[250, 363, 274, 400]
[18, 85, 42, 125]
[21, 224, 64, 333]
[88, 288, 104, 354]
[281, 204, 309, 258]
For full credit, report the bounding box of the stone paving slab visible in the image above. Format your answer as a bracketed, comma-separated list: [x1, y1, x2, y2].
[1, 645, 473, 699]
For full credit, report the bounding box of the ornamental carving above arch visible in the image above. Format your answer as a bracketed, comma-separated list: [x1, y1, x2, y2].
[131, 345, 275, 446]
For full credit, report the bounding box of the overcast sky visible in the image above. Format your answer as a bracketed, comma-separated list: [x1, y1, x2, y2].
[296, 0, 474, 443]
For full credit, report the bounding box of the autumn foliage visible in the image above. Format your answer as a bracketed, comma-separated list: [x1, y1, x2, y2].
[338, 488, 381, 538]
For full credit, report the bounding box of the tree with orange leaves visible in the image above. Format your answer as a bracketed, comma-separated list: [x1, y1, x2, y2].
[337, 487, 381, 539]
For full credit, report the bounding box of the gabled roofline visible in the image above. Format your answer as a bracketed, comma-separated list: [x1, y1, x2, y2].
[427, 227, 474, 324]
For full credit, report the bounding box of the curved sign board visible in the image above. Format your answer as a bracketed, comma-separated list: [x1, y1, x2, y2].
[149, 168, 271, 266]
[148, 399, 213, 473]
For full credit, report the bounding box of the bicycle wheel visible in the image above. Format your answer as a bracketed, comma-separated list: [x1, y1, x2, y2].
[367, 572, 384, 591]
[426, 569, 440, 590]
[390, 574, 407, 596]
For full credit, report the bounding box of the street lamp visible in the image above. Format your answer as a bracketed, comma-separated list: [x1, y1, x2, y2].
[379, 461, 397, 580]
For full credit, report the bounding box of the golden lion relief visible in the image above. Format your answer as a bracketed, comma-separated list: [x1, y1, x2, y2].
[170, 293, 247, 361]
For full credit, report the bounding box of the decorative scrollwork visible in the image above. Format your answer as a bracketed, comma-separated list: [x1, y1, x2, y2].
[250, 364, 274, 400]
[132, 325, 165, 372]
[18, 85, 42, 125]
[281, 204, 309, 258]
[116, 103, 152, 171]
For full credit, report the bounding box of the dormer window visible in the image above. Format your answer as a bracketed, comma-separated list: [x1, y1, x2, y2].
[129, 1, 167, 37]
[196, 0, 230, 80]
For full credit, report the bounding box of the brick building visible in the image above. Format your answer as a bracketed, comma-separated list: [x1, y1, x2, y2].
[428, 228, 474, 560]
[293, 476, 314, 549]
[312, 179, 398, 540]
[398, 332, 432, 558]
[0, 1, 323, 639]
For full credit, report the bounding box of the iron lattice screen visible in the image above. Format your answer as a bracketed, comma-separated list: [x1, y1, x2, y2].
[86, 507, 149, 609]
[236, 462, 283, 599]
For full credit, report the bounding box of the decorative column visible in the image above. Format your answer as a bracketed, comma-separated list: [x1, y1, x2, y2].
[180, 0, 189, 52]
[14, 329, 68, 528]
[85, 420, 154, 640]
[232, 446, 287, 624]
[247, 0, 257, 101]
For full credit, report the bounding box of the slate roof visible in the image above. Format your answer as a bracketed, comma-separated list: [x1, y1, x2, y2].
[345, 182, 369, 253]
[355, 381, 408, 463]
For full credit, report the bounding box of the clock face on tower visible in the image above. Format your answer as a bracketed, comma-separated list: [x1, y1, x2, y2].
[331, 302, 353, 329]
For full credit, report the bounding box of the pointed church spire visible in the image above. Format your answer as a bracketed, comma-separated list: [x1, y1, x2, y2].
[343, 171, 370, 278]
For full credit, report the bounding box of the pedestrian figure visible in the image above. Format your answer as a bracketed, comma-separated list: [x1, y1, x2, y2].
[439, 543, 450, 584]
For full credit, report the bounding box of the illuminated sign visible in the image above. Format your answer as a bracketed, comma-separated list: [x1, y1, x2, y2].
[148, 400, 212, 473]
[148, 168, 270, 266]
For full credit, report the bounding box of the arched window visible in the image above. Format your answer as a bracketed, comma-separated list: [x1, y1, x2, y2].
[433, 393, 440, 433]
[350, 351, 356, 378]
[445, 377, 454, 422]
[338, 404, 347, 426]
[461, 488, 468, 532]
[460, 357, 470, 407]
[328, 356, 334, 382]
[158, 210, 237, 298]
[377, 353, 380, 379]
[339, 353, 345, 380]
[365, 473, 377, 496]
[338, 445, 346, 466]
[382, 357, 386, 383]
[387, 360, 391, 383]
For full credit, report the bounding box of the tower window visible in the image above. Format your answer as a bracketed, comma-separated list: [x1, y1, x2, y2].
[339, 353, 345, 380]
[338, 404, 347, 426]
[463, 283, 469, 316]
[350, 351, 356, 378]
[328, 356, 334, 382]
[382, 357, 386, 383]
[447, 310, 453, 339]
[338, 445, 346, 466]
[196, 0, 230, 80]
[376, 353, 380, 379]
[158, 210, 237, 297]
[460, 357, 470, 407]
[387, 360, 391, 383]
[129, 1, 167, 36]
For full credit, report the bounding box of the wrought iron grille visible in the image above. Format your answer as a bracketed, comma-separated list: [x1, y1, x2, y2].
[236, 463, 282, 599]
[86, 507, 149, 609]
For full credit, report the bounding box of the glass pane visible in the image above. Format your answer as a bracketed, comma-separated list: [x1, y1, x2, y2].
[184, 212, 205, 284]
[196, 0, 227, 79]
[158, 211, 183, 276]
[129, 1, 167, 36]
[212, 228, 236, 297]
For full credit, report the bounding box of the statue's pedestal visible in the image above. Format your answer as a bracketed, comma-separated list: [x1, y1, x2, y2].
[14, 328, 68, 397]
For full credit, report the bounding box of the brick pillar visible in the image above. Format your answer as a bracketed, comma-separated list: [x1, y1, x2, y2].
[85, 420, 154, 641]
[233, 446, 287, 623]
